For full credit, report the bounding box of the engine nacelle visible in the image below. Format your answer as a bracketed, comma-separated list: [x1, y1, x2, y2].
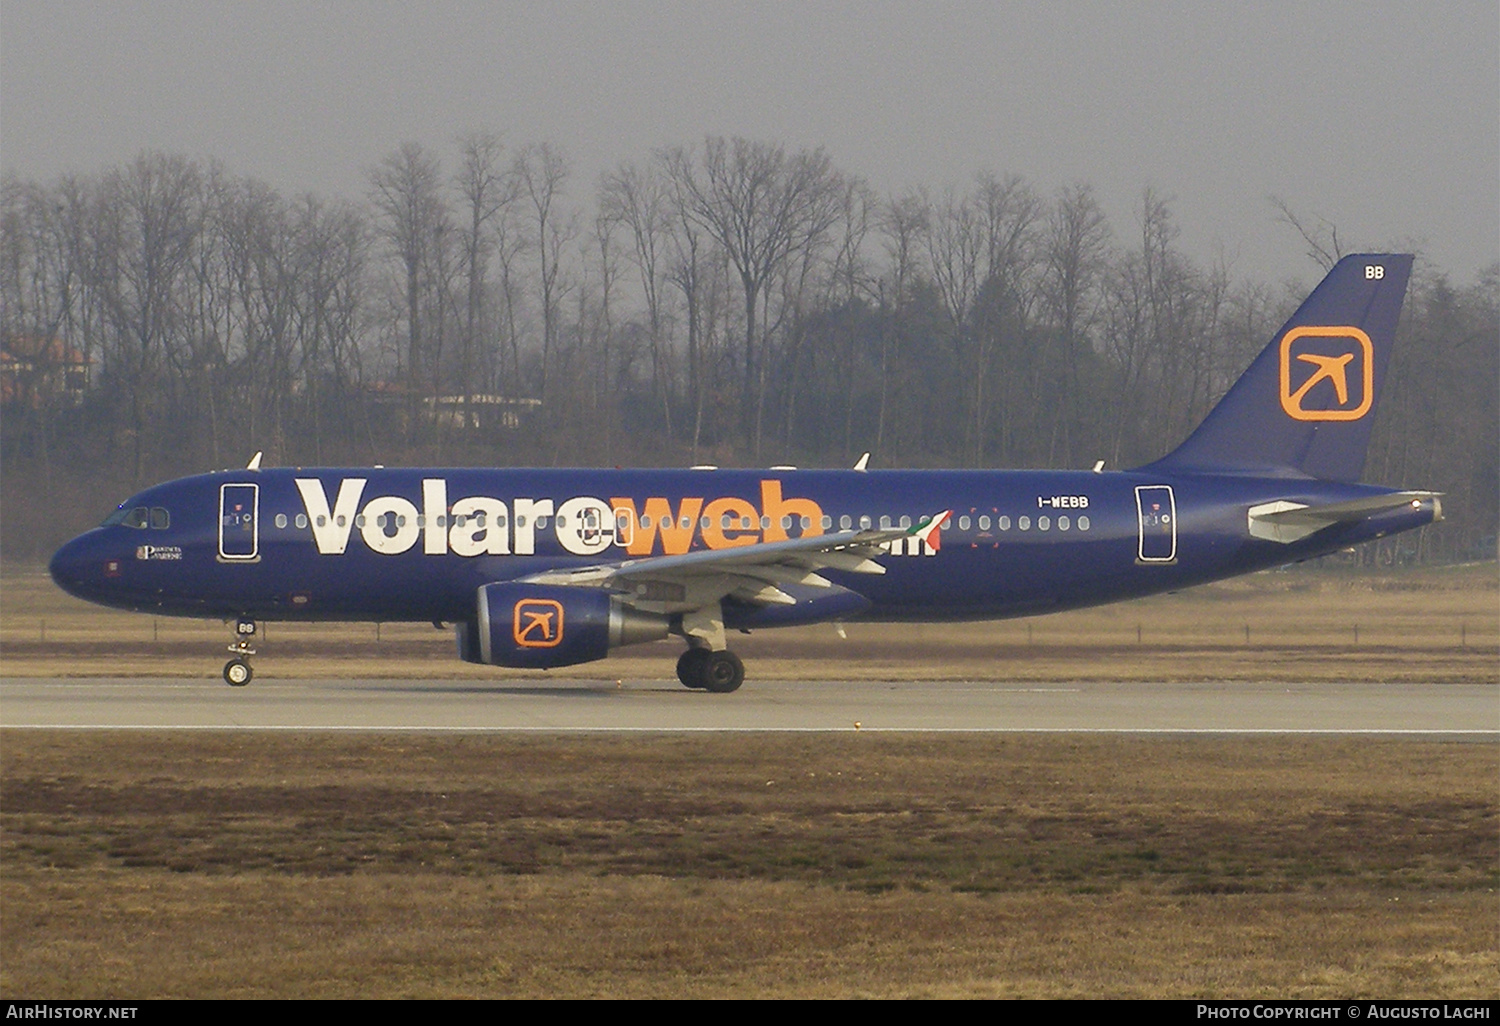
[456, 582, 670, 669]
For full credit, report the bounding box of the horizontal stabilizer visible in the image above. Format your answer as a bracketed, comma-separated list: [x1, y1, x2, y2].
[1248, 491, 1441, 544]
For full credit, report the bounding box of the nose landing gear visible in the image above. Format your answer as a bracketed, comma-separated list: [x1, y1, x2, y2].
[223, 617, 257, 686]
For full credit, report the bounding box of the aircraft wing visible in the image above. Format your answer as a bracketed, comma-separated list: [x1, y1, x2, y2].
[518, 511, 949, 647]
[1247, 491, 1441, 544]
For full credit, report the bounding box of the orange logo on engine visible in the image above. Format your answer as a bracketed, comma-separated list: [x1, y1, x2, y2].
[1279, 326, 1374, 422]
[513, 599, 564, 647]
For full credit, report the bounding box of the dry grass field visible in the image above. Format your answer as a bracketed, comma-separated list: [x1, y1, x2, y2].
[1, 562, 1496, 997]
[2, 731, 1496, 998]
[1, 562, 1496, 683]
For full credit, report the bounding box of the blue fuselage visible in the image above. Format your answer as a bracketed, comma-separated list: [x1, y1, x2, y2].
[49, 467, 1436, 626]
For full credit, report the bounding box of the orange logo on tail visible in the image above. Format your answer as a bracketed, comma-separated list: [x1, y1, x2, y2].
[1279, 326, 1373, 422]
[513, 599, 564, 647]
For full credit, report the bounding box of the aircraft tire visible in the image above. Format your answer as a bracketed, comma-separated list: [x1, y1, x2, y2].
[676, 648, 710, 689]
[223, 658, 253, 687]
[701, 650, 745, 694]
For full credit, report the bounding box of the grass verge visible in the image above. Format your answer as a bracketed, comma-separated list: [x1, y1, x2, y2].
[2, 563, 1496, 682]
[3, 731, 1495, 997]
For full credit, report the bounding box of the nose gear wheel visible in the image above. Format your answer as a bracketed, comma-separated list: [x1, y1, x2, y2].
[223, 617, 257, 686]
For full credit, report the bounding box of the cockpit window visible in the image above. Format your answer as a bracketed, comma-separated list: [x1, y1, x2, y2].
[101, 504, 168, 528]
[103, 505, 152, 528]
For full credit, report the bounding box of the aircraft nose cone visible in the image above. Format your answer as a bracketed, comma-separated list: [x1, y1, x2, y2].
[49, 532, 114, 601]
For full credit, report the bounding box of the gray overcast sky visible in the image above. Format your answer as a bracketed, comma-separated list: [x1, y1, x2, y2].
[2, 1, 1495, 285]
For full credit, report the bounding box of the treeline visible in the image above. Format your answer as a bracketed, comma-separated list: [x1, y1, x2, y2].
[1, 140, 1494, 562]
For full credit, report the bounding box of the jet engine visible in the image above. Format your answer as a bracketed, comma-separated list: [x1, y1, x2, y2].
[456, 582, 670, 669]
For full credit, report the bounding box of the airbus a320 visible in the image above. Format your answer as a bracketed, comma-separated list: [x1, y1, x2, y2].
[50, 255, 1440, 692]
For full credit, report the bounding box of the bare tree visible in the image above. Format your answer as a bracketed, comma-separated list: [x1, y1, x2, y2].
[513, 143, 573, 406]
[664, 137, 843, 455]
[925, 187, 984, 460]
[1270, 195, 1341, 271]
[92, 152, 204, 481]
[600, 160, 673, 435]
[287, 194, 367, 462]
[591, 210, 622, 458]
[221, 176, 302, 461]
[825, 176, 877, 457]
[970, 172, 1041, 465]
[660, 161, 713, 458]
[1041, 182, 1111, 465]
[453, 132, 514, 425]
[368, 142, 445, 438]
[0, 173, 85, 491]
[874, 189, 930, 459]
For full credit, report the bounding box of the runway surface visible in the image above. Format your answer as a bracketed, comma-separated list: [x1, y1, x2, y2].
[1, 677, 1495, 733]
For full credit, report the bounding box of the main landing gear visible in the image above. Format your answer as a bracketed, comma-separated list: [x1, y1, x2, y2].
[676, 646, 745, 693]
[223, 617, 256, 686]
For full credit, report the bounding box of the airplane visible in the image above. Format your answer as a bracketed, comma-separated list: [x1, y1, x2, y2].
[49, 254, 1441, 693]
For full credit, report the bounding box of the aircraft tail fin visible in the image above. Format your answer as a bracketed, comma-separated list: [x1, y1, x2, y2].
[1144, 253, 1413, 482]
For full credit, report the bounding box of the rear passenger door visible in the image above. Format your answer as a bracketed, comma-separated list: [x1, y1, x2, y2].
[1135, 485, 1176, 563]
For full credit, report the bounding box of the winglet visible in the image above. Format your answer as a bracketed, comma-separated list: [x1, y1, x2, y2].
[246, 451, 263, 471]
[853, 452, 870, 472]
